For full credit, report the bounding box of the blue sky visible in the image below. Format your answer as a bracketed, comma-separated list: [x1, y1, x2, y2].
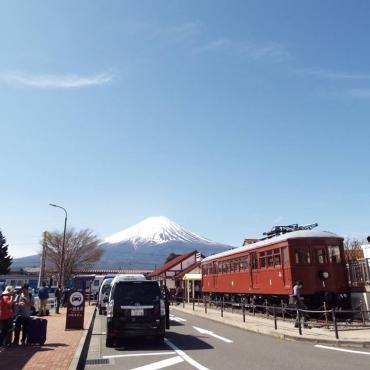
[1, 1, 369, 258]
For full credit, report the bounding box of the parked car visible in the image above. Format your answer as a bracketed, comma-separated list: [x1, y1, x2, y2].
[106, 274, 167, 347]
[98, 278, 113, 315]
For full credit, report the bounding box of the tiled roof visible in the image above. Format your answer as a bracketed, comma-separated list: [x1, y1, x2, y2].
[149, 250, 197, 277]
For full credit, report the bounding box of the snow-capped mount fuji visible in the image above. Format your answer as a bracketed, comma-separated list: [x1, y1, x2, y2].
[99, 216, 232, 269]
[105, 216, 215, 248]
[11, 216, 232, 270]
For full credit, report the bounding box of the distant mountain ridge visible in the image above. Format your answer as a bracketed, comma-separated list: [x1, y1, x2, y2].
[12, 216, 233, 270]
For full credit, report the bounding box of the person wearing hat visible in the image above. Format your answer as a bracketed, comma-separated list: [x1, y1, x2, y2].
[13, 284, 34, 345]
[0, 286, 15, 346]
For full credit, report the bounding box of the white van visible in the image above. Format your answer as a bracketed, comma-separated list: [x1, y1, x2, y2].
[98, 278, 113, 315]
[91, 275, 106, 299]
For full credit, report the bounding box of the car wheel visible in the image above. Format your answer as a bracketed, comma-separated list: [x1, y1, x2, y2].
[106, 336, 115, 348]
[155, 334, 165, 344]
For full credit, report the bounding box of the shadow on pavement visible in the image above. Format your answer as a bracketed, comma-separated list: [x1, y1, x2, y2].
[112, 332, 213, 352]
[166, 331, 214, 351]
[168, 320, 184, 326]
[0, 342, 70, 370]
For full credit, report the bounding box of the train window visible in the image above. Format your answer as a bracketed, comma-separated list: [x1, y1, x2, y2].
[240, 257, 248, 271]
[259, 252, 266, 268]
[328, 246, 341, 263]
[316, 248, 327, 264]
[267, 250, 274, 267]
[294, 247, 311, 264]
[203, 265, 208, 275]
[218, 262, 222, 274]
[230, 260, 235, 272]
[274, 249, 281, 266]
[251, 253, 258, 269]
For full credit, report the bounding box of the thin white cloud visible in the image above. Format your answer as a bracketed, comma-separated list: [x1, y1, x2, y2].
[194, 38, 289, 62]
[0, 71, 113, 88]
[296, 68, 370, 81]
[348, 88, 370, 98]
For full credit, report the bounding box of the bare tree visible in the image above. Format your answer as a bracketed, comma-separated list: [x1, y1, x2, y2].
[343, 237, 365, 261]
[41, 228, 103, 281]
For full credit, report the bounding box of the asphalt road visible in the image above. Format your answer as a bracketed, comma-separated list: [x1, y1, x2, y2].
[85, 307, 370, 370]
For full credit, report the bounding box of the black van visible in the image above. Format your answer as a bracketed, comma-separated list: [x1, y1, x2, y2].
[106, 276, 166, 347]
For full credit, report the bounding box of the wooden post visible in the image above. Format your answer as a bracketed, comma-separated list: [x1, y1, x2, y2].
[273, 305, 277, 330]
[323, 301, 329, 329]
[332, 308, 339, 339]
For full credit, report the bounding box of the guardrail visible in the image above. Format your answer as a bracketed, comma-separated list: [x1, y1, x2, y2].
[171, 296, 370, 339]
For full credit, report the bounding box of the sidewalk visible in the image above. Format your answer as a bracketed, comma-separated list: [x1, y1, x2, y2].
[172, 303, 370, 348]
[0, 305, 95, 370]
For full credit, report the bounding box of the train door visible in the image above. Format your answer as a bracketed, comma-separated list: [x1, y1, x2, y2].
[251, 252, 259, 289]
[213, 261, 218, 289]
[282, 246, 291, 288]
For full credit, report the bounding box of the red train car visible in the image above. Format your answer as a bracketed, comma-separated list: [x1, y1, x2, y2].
[201, 224, 350, 308]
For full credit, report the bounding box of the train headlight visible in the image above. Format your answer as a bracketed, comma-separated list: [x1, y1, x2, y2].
[319, 271, 329, 280]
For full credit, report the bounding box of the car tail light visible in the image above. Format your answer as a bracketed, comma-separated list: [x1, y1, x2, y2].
[160, 299, 166, 316]
[107, 299, 114, 318]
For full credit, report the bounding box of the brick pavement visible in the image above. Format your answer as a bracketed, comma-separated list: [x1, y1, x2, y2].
[0, 305, 95, 370]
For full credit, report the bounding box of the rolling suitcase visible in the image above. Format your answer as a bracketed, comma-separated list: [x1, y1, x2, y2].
[26, 317, 47, 345]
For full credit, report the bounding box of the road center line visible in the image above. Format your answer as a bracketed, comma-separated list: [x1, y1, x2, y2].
[129, 356, 184, 370]
[103, 352, 175, 359]
[165, 338, 210, 370]
[315, 345, 370, 356]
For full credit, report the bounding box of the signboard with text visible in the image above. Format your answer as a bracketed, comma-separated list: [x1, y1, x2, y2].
[65, 289, 85, 330]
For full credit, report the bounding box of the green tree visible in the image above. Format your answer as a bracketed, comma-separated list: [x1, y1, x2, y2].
[0, 230, 12, 274]
[165, 252, 180, 264]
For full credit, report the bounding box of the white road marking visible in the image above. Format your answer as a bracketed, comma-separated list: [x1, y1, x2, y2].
[129, 356, 184, 370]
[165, 338, 210, 370]
[315, 345, 370, 356]
[193, 326, 234, 343]
[103, 352, 175, 359]
[169, 314, 187, 322]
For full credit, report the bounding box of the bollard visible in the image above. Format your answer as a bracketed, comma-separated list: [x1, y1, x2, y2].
[252, 299, 255, 316]
[273, 305, 277, 330]
[323, 302, 329, 329]
[265, 300, 268, 317]
[193, 299, 195, 311]
[221, 297, 224, 318]
[205, 299, 207, 314]
[183, 297, 185, 308]
[332, 308, 339, 339]
[297, 309, 302, 335]
[242, 302, 246, 323]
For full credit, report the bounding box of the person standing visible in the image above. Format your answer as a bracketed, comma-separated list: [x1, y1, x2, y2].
[38, 281, 49, 316]
[0, 286, 14, 346]
[292, 281, 307, 328]
[55, 285, 62, 314]
[13, 284, 34, 346]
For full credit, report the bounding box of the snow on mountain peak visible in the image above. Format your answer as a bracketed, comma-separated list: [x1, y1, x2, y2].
[104, 216, 214, 246]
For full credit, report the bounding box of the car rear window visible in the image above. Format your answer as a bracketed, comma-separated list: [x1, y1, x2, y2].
[113, 281, 161, 305]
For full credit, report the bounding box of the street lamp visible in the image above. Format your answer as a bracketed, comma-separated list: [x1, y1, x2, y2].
[49, 203, 68, 285]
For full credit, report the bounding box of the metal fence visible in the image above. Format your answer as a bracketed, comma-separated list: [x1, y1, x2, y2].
[172, 296, 370, 340]
[347, 258, 370, 287]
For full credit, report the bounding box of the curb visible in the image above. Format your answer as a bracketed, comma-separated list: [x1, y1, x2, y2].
[172, 306, 370, 349]
[68, 307, 97, 370]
